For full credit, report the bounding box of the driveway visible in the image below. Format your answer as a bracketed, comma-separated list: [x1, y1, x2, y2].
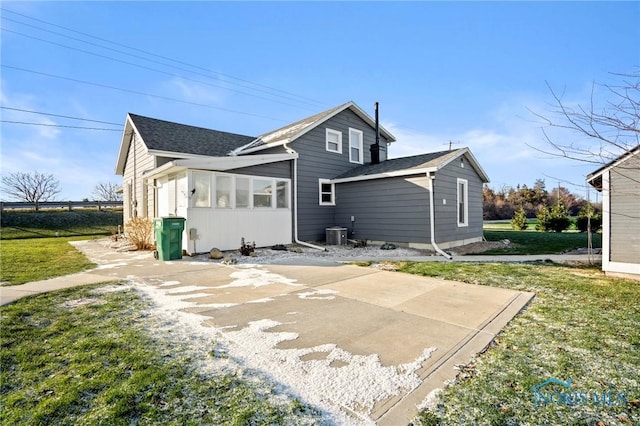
[6, 240, 535, 425]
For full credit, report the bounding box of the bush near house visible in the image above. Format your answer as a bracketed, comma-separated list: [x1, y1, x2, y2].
[124, 217, 154, 250]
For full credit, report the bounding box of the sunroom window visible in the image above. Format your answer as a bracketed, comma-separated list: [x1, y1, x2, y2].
[253, 179, 273, 208]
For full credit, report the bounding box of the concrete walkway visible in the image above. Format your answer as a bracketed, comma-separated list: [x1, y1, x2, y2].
[0, 240, 540, 424]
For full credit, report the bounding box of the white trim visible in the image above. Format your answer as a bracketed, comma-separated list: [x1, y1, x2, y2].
[331, 167, 436, 184]
[349, 128, 364, 164]
[318, 179, 335, 206]
[234, 101, 397, 155]
[587, 145, 640, 183]
[325, 128, 343, 154]
[457, 178, 469, 227]
[142, 153, 297, 180]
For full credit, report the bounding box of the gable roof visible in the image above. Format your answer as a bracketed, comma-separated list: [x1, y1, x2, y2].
[234, 101, 396, 155]
[115, 113, 255, 174]
[587, 145, 640, 191]
[331, 148, 490, 183]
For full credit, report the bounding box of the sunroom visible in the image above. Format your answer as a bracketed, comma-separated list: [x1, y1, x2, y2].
[143, 155, 295, 253]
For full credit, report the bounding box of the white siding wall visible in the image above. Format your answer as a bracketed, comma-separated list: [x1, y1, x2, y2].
[122, 133, 155, 222]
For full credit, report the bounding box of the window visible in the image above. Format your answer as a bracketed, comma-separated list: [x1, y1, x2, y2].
[318, 179, 335, 205]
[457, 178, 468, 226]
[349, 128, 363, 164]
[192, 172, 211, 207]
[235, 177, 250, 208]
[276, 180, 289, 208]
[253, 179, 273, 208]
[326, 128, 342, 153]
[216, 175, 231, 208]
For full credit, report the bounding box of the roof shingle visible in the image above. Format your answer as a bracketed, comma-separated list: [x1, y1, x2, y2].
[333, 149, 463, 179]
[129, 113, 255, 157]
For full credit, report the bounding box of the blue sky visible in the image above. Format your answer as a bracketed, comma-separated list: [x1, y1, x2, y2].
[1, 1, 638, 200]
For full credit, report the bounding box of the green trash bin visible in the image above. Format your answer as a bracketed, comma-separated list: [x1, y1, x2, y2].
[153, 217, 186, 261]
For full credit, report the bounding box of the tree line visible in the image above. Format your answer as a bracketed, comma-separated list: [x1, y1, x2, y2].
[483, 178, 601, 220]
[483, 179, 602, 232]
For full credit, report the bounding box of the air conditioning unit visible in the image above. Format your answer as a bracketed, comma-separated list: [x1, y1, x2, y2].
[326, 227, 347, 245]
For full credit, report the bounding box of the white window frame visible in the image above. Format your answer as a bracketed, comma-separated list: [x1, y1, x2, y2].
[349, 128, 364, 164]
[326, 128, 342, 154]
[318, 179, 335, 206]
[191, 171, 212, 208]
[457, 178, 468, 227]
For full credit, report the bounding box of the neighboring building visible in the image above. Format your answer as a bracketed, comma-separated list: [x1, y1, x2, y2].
[115, 101, 489, 254]
[587, 145, 640, 278]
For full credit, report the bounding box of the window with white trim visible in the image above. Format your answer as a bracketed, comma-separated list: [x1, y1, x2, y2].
[457, 178, 468, 226]
[349, 128, 363, 164]
[235, 177, 250, 208]
[319, 179, 335, 205]
[192, 172, 211, 207]
[253, 179, 273, 208]
[326, 128, 342, 153]
[215, 175, 232, 208]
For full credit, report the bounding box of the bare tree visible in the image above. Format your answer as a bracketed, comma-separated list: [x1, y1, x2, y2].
[92, 182, 123, 201]
[1, 171, 61, 202]
[531, 71, 639, 165]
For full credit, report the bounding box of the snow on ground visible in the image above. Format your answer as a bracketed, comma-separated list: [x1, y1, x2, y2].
[128, 266, 437, 425]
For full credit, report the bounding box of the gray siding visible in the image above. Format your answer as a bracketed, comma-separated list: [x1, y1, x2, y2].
[609, 154, 640, 264]
[226, 160, 292, 179]
[293, 108, 391, 241]
[432, 156, 484, 243]
[334, 175, 430, 243]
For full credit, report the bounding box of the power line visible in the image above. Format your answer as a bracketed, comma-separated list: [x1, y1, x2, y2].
[1, 15, 324, 109]
[1, 64, 289, 123]
[1, 120, 122, 131]
[1, 27, 321, 112]
[0, 106, 121, 126]
[1, 7, 327, 108]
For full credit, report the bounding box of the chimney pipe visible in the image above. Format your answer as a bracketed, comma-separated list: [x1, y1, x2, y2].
[370, 102, 381, 164]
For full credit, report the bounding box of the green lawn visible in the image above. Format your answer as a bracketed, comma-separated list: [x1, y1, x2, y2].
[0, 237, 95, 285]
[0, 284, 319, 425]
[396, 262, 639, 425]
[483, 229, 601, 255]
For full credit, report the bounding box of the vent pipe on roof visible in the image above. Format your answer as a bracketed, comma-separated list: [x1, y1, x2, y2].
[370, 102, 381, 165]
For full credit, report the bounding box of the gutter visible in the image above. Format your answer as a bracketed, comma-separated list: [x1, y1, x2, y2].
[428, 172, 453, 260]
[284, 143, 326, 251]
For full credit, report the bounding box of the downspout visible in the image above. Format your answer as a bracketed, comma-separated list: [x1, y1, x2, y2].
[428, 172, 453, 260]
[283, 143, 327, 251]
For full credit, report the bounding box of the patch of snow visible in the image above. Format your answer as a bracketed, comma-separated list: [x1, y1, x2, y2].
[247, 297, 276, 304]
[416, 387, 443, 411]
[157, 280, 182, 287]
[95, 262, 128, 270]
[165, 285, 212, 294]
[214, 267, 300, 289]
[297, 289, 339, 300]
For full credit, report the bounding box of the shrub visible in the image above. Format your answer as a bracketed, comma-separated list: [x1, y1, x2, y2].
[125, 217, 154, 250]
[536, 203, 571, 233]
[510, 208, 529, 230]
[576, 203, 602, 232]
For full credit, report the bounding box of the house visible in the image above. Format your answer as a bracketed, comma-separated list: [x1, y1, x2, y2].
[115, 101, 489, 255]
[587, 145, 640, 278]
